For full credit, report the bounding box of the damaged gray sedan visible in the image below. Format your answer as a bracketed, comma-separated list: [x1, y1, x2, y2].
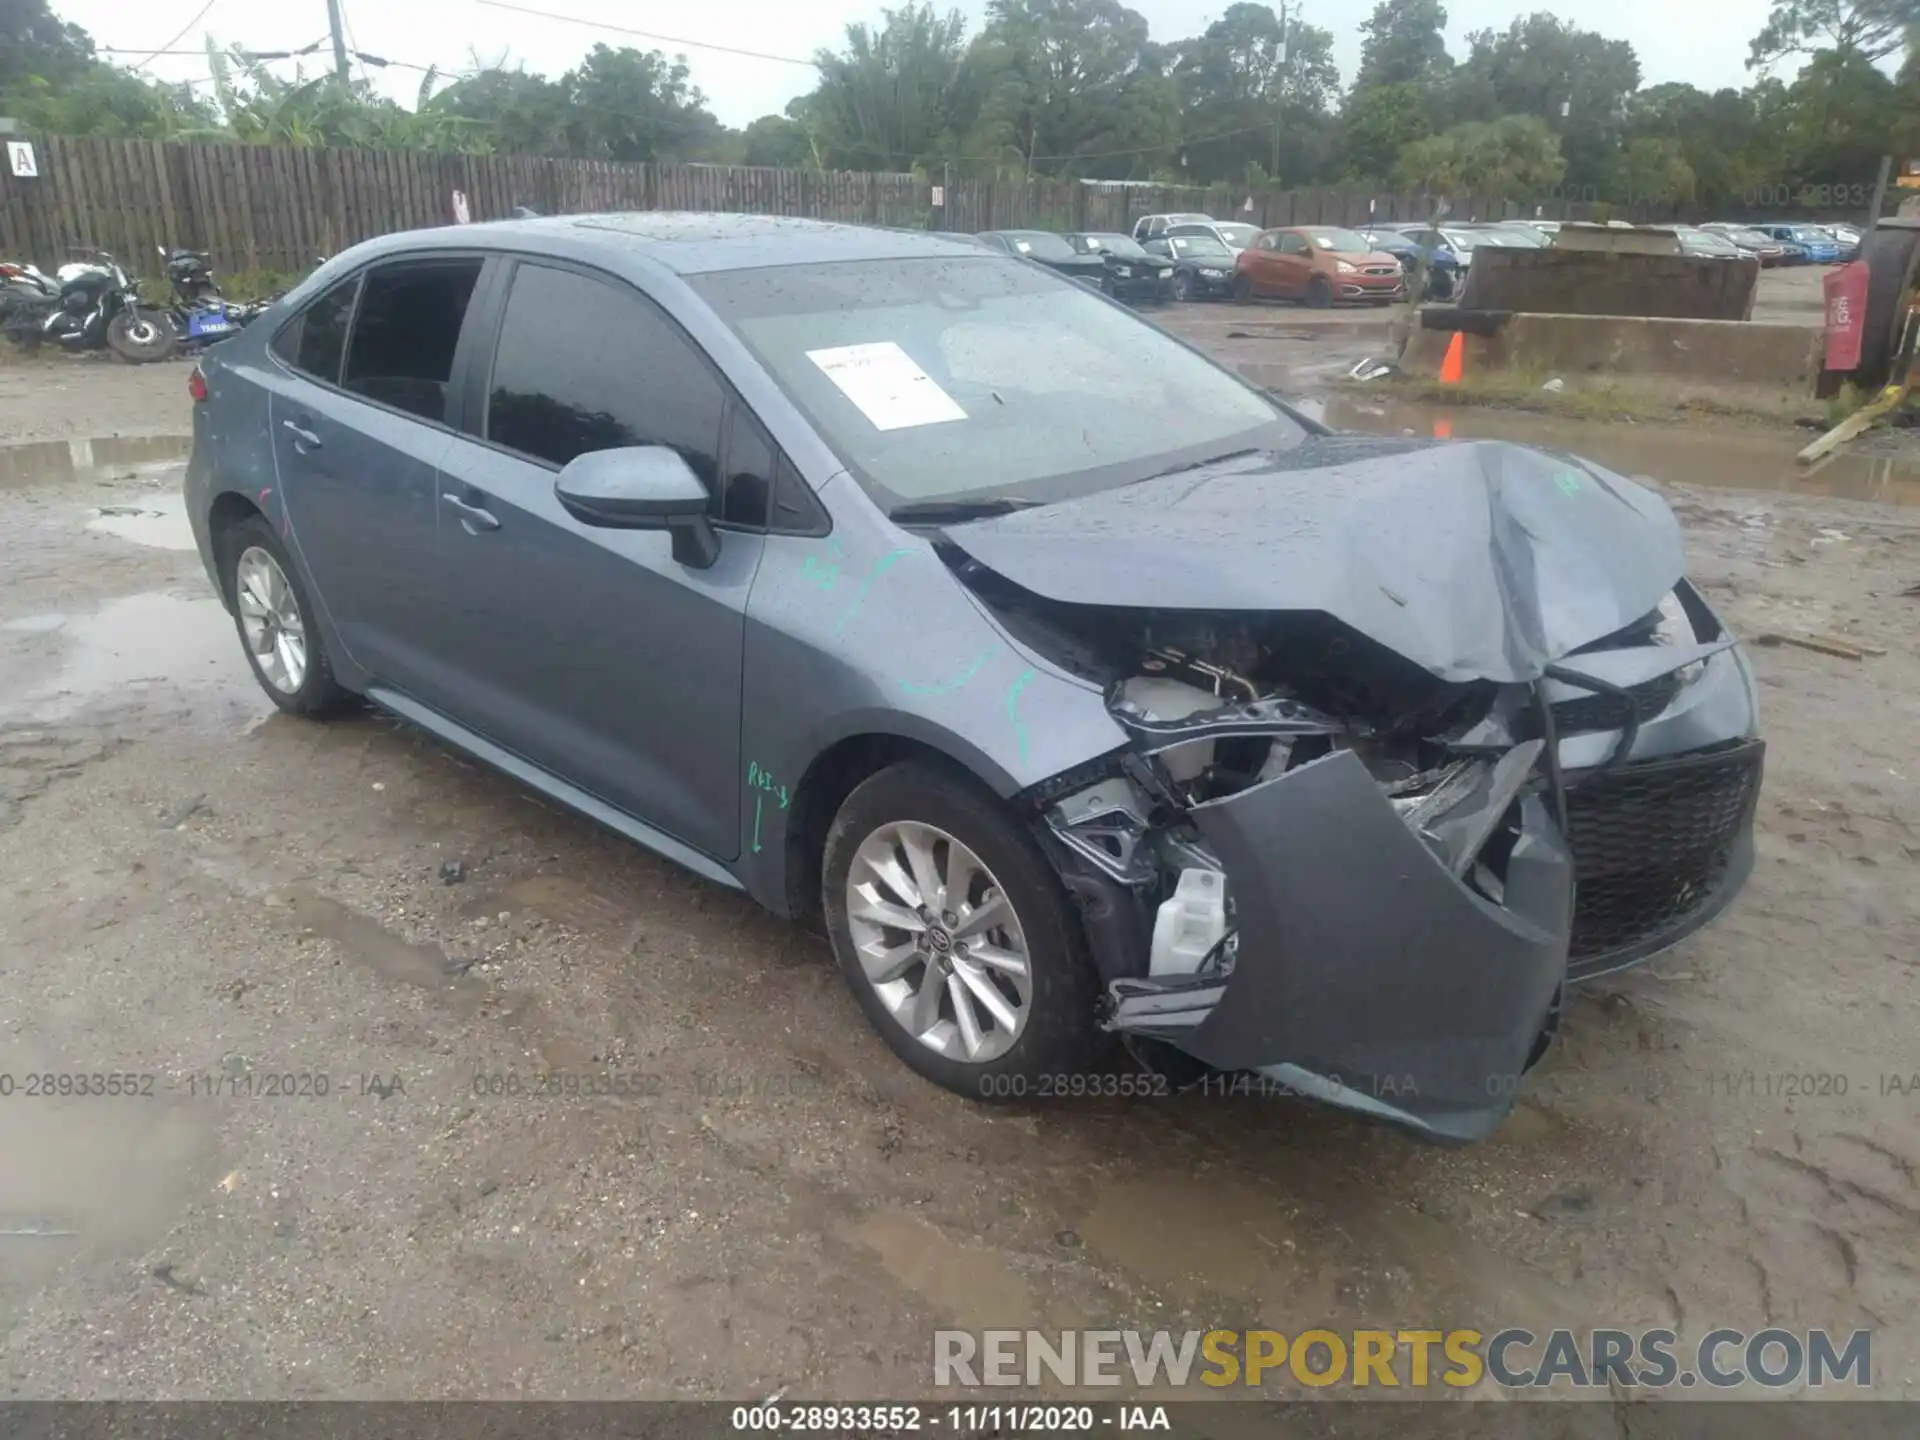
[185, 215, 1763, 1142]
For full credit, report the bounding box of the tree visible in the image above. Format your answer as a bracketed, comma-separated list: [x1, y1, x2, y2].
[429, 68, 574, 154]
[968, 0, 1180, 177]
[1338, 80, 1431, 180]
[807, 4, 978, 171]
[1623, 83, 1760, 210]
[1447, 15, 1640, 185]
[740, 113, 815, 168]
[564, 44, 728, 162]
[1748, 0, 1920, 69]
[1169, 4, 1339, 183]
[1605, 137, 1696, 208]
[1353, 0, 1451, 90]
[1394, 113, 1565, 198]
[0, 0, 95, 91]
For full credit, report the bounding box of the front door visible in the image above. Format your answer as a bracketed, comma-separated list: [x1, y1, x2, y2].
[1271, 232, 1314, 298]
[427, 258, 759, 861]
[266, 258, 486, 689]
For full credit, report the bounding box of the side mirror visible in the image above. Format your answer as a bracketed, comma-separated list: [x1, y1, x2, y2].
[554, 446, 719, 568]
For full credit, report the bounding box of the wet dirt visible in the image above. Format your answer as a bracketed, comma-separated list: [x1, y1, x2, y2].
[1317, 395, 1920, 507]
[3, 352, 1920, 1405]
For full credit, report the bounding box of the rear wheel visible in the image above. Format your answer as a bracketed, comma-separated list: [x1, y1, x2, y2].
[219, 516, 350, 716]
[823, 762, 1105, 1097]
[106, 308, 177, 363]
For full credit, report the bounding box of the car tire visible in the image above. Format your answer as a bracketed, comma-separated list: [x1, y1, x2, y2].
[1305, 276, 1333, 309]
[1171, 272, 1194, 302]
[1230, 273, 1253, 303]
[219, 514, 351, 716]
[1858, 227, 1920, 388]
[823, 761, 1107, 1099]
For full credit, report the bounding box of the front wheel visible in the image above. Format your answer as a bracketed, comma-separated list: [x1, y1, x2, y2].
[106, 307, 178, 363]
[823, 762, 1106, 1097]
[1230, 273, 1253, 303]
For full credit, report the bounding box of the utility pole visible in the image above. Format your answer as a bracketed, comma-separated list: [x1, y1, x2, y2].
[324, 0, 352, 86]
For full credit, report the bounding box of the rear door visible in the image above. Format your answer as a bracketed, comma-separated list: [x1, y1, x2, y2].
[428, 258, 763, 860]
[265, 256, 488, 687]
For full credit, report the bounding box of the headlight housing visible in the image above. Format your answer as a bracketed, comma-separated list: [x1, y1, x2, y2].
[1335, 259, 1357, 274]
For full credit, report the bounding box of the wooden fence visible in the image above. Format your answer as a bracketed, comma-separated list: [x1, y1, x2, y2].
[0, 134, 1695, 280]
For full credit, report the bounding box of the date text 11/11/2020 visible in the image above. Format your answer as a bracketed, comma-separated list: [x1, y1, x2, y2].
[728, 1404, 1171, 1432]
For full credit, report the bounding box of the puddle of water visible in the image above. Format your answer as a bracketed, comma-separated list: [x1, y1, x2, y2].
[0, 435, 191, 488]
[0, 593, 252, 721]
[1313, 396, 1920, 506]
[86, 492, 196, 551]
[848, 1210, 1035, 1328]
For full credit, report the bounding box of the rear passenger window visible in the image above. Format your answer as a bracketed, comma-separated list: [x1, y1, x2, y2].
[484, 262, 724, 504]
[272, 277, 357, 385]
[341, 259, 483, 425]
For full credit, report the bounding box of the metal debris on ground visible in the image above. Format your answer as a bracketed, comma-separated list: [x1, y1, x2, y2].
[1755, 631, 1872, 660]
[1347, 357, 1399, 381]
[1541, 378, 1566, 393]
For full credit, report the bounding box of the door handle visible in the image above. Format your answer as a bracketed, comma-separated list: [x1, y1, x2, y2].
[282, 419, 321, 451]
[441, 492, 500, 533]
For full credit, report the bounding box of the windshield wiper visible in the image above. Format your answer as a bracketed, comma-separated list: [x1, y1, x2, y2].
[888, 496, 1044, 525]
[1138, 448, 1264, 482]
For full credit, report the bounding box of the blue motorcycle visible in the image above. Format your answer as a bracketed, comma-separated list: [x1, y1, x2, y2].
[158, 245, 262, 351]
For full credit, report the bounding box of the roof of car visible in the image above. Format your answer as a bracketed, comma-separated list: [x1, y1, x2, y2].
[341, 211, 991, 277]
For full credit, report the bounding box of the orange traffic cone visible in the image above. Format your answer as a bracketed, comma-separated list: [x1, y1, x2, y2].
[1438, 330, 1465, 386]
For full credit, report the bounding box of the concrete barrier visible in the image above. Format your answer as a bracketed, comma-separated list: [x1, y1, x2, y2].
[1402, 311, 1822, 402]
[1458, 248, 1759, 321]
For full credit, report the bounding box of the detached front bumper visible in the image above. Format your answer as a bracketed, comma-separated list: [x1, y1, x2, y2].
[1106, 749, 1571, 1142]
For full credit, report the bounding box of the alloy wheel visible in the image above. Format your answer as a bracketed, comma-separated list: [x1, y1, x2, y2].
[234, 546, 308, 694]
[845, 821, 1033, 1063]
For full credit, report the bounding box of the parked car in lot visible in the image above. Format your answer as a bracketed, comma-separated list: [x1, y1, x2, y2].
[1139, 231, 1238, 300]
[974, 229, 1110, 288]
[1233, 226, 1407, 306]
[1673, 226, 1748, 259]
[1700, 224, 1791, 265]
[1752, 223, 1841, 263]
[1063, 232, 1173, 302]
[1823, 222, 1863, 259]
[1131, 212, 1214, 243]
[1137, 216, 1263, 255]
[184, 213, 1764, 1143]
[1357, 226, 1459, 298]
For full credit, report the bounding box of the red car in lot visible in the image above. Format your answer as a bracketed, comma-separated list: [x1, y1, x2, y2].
[1233, 226, 1407, 307]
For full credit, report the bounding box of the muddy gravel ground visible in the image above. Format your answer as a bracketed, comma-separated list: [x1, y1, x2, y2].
[2, 338, 1919, 1409]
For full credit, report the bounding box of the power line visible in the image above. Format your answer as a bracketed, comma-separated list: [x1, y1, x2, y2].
[125, 0, 222, 71]
[472, 0, 821, 68]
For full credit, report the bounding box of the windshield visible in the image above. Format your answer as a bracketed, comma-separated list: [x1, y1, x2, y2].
[690, 257, 1303, 510]
[1168, 234, 1232, 259]
[1792, 226, 1834, 242]
[1722, 228, 1771, 245]
[1473, 228, 1540, 247]
[1305, 228, 1372, 253]
[1213, 223, 1260, 248]
[1439, 229, 1482, 251]
[995, 231, 1075, 261]
[1076, 234, 1151, 261]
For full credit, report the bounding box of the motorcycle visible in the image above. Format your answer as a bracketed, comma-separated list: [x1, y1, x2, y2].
[158, 245, 263, 348]
[0, 247, 177, 362]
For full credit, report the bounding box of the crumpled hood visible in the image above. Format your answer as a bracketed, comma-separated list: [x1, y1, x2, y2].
[944, 435, 1685, 683]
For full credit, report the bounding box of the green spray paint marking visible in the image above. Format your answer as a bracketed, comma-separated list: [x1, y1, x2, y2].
[898, 647, 995, 696]
[801, 537, 847, 591]
[1006, 667, 1037, 766]
[747, 762, 790, 854]
[829, 547, 913, 638]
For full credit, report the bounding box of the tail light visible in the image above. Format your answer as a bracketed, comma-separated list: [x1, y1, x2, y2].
[188, 366, 208, 403]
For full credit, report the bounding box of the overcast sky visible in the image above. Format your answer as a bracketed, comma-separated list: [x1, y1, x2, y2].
[61, 0, 1780, 131]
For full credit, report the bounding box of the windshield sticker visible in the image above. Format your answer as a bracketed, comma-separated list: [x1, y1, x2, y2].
[806, 342, 968, 432]
[1014, 239, 1032, 253]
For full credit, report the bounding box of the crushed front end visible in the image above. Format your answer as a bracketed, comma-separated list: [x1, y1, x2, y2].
[993, 590, 1760, 1142]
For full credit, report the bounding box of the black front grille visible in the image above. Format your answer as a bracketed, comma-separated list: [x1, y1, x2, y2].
[1553, 671, 1685, 732]
[1565, 739, 1764, 975]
